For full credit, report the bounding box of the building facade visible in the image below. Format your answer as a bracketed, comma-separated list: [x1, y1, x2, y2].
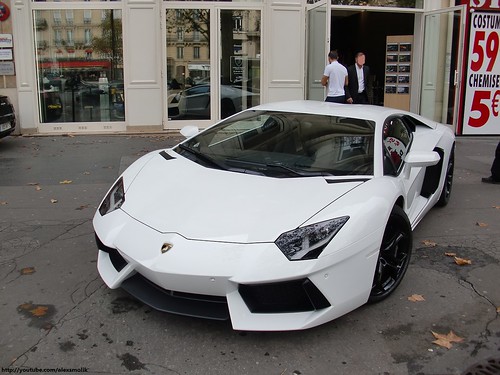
[2, 0, 498, 136]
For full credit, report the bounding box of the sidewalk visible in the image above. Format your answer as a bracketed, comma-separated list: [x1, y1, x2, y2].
[0, 134, 499, 375]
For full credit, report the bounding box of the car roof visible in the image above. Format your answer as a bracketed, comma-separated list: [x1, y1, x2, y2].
[249, 100, 435, 129]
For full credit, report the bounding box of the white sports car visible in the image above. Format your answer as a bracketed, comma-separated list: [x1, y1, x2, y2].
[94, 100, 455, 331]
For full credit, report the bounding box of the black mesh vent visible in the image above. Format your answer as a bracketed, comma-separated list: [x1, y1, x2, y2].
[95, 233, 128, 272]
[239, 278, 330, 313]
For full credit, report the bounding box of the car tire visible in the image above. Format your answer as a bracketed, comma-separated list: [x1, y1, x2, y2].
[435, 144, 455, 207]
[369, 205, 412, 304]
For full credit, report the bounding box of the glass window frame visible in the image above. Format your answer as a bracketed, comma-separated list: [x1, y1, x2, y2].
[163, 2, 263, 130]
[32, 1, 125, 126]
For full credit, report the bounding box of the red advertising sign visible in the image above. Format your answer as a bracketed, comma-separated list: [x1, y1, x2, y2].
[462, 2, 500, 134]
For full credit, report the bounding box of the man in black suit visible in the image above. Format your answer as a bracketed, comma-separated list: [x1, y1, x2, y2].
[346, 52, 371, 104]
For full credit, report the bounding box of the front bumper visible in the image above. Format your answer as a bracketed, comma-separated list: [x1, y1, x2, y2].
[94, 209, 379, 331]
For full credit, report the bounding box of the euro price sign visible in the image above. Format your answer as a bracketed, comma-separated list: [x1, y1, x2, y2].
[464, 12, 500, 134]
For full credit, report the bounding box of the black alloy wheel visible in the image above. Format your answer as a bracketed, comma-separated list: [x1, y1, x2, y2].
[369, 205, 412, 303]
[436, 144, 455, 207]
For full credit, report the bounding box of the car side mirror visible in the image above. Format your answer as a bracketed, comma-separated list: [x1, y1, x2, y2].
[403, 150, 440, 179]
[180, 125, 199, 139]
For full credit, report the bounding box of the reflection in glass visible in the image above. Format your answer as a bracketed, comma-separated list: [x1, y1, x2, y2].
[220, 10, 260, 118]
[166, 9, 260, 121]
[166, 9, 211, 120]
[34, 9, 124, 123]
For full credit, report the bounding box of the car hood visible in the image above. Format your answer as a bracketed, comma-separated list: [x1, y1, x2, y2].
[121, 151, 364, 243]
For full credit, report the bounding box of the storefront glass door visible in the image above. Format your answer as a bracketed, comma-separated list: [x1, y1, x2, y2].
[306, 1, 328, 101]
[420, 6, 465, 128]
[165, 8, 212, 122]
[164, 5, 261, 128]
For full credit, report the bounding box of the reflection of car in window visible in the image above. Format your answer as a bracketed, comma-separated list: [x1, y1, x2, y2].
[168, 84, 258, 120]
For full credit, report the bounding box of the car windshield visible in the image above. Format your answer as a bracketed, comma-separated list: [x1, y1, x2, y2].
[176, 110, 375, 178]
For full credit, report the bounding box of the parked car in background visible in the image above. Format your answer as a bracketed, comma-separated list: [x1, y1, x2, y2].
[0, 95, 16, 139]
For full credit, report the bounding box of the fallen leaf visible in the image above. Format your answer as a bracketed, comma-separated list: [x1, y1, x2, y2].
[431, 331, 464, 349]
[454, 257, 472, 266]
[59, 180, 73, 184]
[476, 222, 488, 227]
[83, 171, 91, 175]
[35, 185, 42, 191]
[50, 199, 58, 203]
[422, 240, 437, 247]
[18, 303, 33, 311]
[444, 252, 457, 257]
[408, 294, 425, 302]
[0, 201, 7, 205]
[493, 206, 500, 209]
[75, 205, 90, 211]
[20, 267, 36, 275]
[27, 182, 39, 186]
[30, 306, 49, 317]
[497, 307, 500, 313]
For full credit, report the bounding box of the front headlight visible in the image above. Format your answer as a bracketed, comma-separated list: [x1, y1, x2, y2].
[99, 177, 125, 216]
[275, 217, 349, 261]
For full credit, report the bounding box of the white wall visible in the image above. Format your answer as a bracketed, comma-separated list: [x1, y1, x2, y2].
[124, 0, 163, 131]
[264, 0, 305, 103]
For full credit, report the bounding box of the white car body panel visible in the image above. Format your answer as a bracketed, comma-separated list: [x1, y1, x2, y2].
[122, 151, 364, 242]
[94, 100, 455, 331]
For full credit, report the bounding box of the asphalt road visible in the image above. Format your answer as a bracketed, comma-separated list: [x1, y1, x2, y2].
[0, 134, 499, 375]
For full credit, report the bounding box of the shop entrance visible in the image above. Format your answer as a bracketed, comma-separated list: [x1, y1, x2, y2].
[307, 4, 466, 130]
[330, 9, 415, 107]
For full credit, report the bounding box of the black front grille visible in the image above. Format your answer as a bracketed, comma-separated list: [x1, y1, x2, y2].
[121, 273, 230, 321]
[239, 278, 331, 313]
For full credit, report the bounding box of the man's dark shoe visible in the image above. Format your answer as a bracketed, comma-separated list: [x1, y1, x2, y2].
[481, 176, 500, 184]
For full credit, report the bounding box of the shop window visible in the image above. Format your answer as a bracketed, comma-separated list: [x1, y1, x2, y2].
[33, 8, 125, 123]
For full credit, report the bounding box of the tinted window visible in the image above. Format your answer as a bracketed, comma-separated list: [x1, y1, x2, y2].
[178, 111, 375, 177]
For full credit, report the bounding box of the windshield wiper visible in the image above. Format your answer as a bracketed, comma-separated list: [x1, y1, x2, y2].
[177, 144, 227, 170]
[225, 158, 329, 177]
[266, 163, 334, 177]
